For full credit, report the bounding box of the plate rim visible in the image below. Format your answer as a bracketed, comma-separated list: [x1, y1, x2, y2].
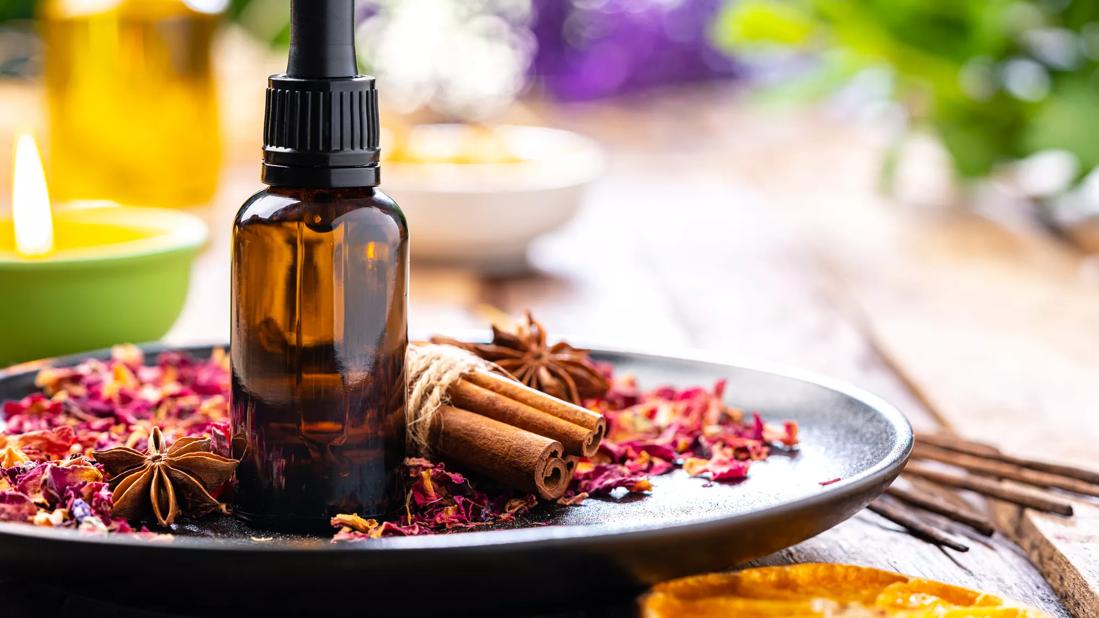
[0, 342, 913, 555]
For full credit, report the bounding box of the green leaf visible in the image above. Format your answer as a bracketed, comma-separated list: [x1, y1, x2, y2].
[1022, 76, 1099, 172]
[712, 0, 818, 51]
[0, 0, 36, 22]
[933, 97, 1026, 177]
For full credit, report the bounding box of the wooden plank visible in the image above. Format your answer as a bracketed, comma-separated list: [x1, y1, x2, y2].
[827, 210, 1099, 464]
[809, 183, 1099, 615]
[996, 502, 1099, 618]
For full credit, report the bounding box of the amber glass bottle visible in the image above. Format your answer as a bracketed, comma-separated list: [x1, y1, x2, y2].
[230, 0, 407, 530]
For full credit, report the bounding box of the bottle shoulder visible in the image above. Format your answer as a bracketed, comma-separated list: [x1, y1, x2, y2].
[235, 186, 406, 235]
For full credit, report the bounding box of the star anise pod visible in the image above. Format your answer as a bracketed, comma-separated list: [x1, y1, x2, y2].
[432, 311, 609, 405]
[93, 427, 238, 527]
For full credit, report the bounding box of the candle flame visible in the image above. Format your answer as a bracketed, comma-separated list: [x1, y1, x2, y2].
[12, 133, 54, 257]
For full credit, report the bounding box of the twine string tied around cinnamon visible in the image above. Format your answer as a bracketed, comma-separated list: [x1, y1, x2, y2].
[405, 343, 498, 456]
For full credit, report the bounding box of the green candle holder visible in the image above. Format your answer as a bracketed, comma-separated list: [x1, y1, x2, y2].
[0, 206, 208, 366]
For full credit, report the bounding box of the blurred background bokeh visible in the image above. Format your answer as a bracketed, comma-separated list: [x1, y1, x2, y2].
[3, 0, 1099, 362]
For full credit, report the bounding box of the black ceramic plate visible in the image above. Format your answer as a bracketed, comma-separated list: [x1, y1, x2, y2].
[0, 345, 911, 617]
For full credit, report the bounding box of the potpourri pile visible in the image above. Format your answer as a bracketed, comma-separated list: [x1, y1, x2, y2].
[0, 344, 798, 540]
[0, 345, 231, 534]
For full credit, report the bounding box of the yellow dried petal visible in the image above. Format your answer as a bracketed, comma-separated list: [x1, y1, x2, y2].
[682, 457, 710, 477]
[199, 394, 228, 417]
[110, 344, 145, 367]
[33, 508, 68, 527]
[34, 367, 70, 395]
[0, 444, 30, 468]
[101, 361, 139, 401]
[331, 513, 376, 533]
[420, 470, 436, 500]
[210, 348, 230, 372]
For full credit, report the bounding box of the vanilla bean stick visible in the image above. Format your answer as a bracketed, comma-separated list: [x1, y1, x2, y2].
[917, 432, 1099, 485]
[904, 462, 1074, 516]
[868, 498, 969, 552]
[885, 485, 995, 536]
[913, 443, 1099, 499]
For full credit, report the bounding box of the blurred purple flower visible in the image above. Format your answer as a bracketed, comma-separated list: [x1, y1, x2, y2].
[530, 0, 739, 101]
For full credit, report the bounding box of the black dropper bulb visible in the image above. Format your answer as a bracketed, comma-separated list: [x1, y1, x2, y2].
[262, 0, 381, 189]
[287, 0, 358, 78]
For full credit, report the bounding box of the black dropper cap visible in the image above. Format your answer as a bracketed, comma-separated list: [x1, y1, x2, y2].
[262, 0, 380, 188]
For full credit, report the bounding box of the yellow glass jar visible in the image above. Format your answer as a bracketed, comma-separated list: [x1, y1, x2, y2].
[42, 0, 224, 208]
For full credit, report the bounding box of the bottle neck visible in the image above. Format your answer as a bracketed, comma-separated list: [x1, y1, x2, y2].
[287, 0, 358, 78]
[264, 185, 381, 200]
[262, 161, 380, 189]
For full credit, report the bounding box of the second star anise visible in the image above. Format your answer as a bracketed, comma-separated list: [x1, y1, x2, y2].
[93, 426, 238, 527]
[432, 311, 609, 405]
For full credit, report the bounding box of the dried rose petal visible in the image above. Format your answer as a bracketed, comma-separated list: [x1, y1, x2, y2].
[17, 426, 78, 460]
[45, 463, 103, 504]
[2, 345, 798, 540]
[331, 513, 375, 533]
[0, 349, 232, 531]
[0, 444, 29, 468]
[33, 508, 67, 527]
[0, 491, 37, 522]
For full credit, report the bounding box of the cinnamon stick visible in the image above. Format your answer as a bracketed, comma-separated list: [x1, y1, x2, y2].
[917, 432, 1099, 486]
[405, 344, 607, 498]
[913, 443, 1099, 499]
[430, 405, 571, 500]
[885, 485, 995, 536]
[868, 498, 969, 552]
[455, 370, 606, 457]
[904, 462, 1074, 516]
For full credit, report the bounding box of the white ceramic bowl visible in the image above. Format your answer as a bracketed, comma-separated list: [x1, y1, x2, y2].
[384, 124, 606, 273]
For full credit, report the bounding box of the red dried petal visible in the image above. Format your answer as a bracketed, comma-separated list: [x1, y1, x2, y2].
[0, 492, 38, 522]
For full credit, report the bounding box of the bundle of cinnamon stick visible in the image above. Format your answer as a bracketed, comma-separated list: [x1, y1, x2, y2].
[419, 368, 606, 501]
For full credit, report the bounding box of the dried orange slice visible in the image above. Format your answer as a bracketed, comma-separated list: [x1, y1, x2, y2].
[640, 564, 1049, 618]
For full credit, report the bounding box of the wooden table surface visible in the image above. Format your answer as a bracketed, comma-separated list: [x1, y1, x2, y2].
[5, 70, 1099, 615]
